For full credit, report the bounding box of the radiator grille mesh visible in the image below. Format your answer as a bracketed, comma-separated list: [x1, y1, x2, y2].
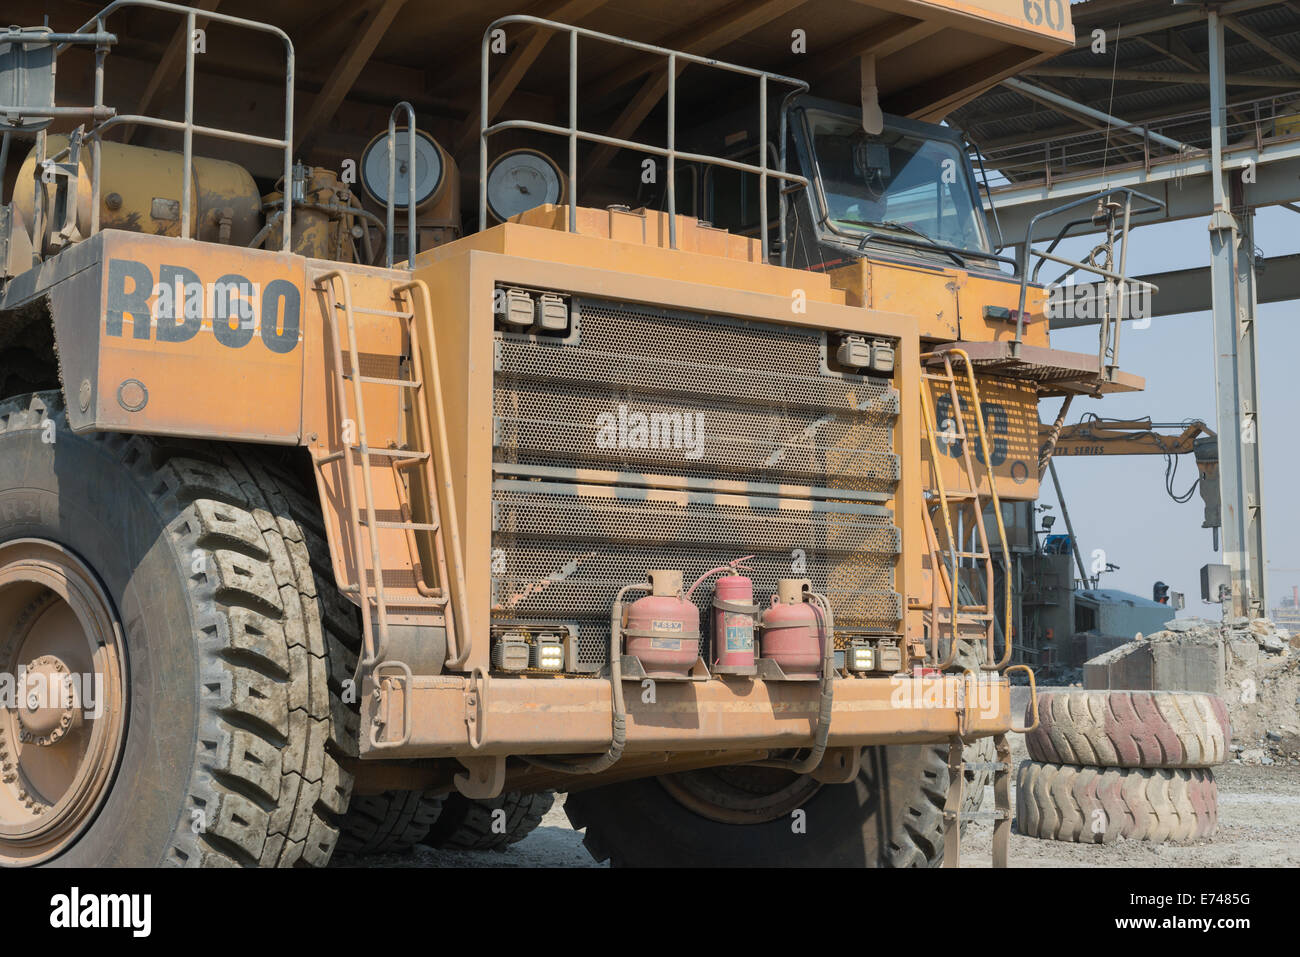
[491, 296, 902, 667]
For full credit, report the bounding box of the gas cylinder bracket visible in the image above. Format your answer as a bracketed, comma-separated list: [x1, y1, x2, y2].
[618, 654, 711, 682]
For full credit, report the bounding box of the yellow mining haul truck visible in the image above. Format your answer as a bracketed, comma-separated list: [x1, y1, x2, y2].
[0, 0, 1153, 867]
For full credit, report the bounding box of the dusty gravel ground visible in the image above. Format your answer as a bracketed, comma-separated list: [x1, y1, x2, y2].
[334, 731, 1300, 868]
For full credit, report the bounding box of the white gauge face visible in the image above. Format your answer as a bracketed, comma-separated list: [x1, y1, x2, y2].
[361, 129, 443, 208]
[487, 150, 563, 221]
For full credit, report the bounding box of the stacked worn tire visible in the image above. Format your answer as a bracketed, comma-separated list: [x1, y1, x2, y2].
[1015, 691, 1230, 845]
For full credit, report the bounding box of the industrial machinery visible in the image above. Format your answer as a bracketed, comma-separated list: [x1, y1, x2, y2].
[1040, 414, 1221, 547]
[0, 0, 1157, 868]
[1012, 413, 1221, 667]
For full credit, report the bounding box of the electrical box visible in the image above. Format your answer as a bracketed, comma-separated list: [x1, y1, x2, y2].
[1200, 563, 1230, 604]
[536, 292, 569, 331]
[869, 338, 895, 374]
[875, 639, 902, 673]
[498, 287, 534, 327]
[836, 335, 871, 368]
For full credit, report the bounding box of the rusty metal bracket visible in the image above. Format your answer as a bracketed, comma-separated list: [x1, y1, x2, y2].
[1005, 663, 1039, 733]
[809, 747, 860, 784]
[992, 732, 1011, 868]
[368, 660, 412, 751]
[941, 735, 964, 868]
[464, 667, 488, 750]
[453, 755, 507, 800]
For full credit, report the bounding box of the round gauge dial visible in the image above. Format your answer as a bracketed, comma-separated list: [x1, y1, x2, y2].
[486, 149, 564, 222]
[360, 128, 444, 208]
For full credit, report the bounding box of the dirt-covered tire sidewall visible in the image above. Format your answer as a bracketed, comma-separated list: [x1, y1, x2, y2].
[0, 399, 201, 865]
[337, 790, 444, 855]
[423, 790, 554, 851]
[0, 393, 354, 866]
[565, 744, 947, 867]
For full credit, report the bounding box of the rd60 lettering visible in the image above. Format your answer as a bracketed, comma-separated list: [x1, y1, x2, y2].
[106, 258, 300, 353]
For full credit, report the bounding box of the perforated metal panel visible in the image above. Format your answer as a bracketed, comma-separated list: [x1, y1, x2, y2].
[491, 296, 901, 668]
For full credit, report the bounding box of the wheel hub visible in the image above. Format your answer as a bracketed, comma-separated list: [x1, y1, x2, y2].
[16, 654, 79, 745]
[0, 540, 127, 865]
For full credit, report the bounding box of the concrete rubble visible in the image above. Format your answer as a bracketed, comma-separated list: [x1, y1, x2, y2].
[1083, 616, 1299, 767]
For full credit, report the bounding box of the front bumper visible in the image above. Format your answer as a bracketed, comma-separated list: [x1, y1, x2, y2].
[360, 672, 1012, 759]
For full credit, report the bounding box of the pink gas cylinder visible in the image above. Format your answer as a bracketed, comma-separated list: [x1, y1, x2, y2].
[759, 579, 824, 676]
[622, 570, 700, 678]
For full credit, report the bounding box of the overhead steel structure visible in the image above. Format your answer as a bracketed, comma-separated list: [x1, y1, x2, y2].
[954, 0, 1293, 618]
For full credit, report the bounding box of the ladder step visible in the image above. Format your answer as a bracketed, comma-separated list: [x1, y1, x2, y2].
[341, 585, 448, 606]
[314, 447, 429, 464]
[345, 374, 421, 388]
[369, 593, 448, 607]
[945, 809, 1010, 821]
[365, 447, 428, 461]
[351, 306, 414, 319]
[360, 519, 441, 531]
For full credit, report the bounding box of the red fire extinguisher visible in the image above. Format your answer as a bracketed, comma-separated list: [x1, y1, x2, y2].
[685, 557, 759, 675]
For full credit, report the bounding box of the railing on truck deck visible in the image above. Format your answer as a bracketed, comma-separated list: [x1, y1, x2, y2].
[478, 15, 811, 263]
[0, 0, 294, 257]
[1014, 186, 1165, 382]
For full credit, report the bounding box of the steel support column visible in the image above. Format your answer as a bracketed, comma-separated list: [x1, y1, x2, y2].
[1207, 9, 1267, 617]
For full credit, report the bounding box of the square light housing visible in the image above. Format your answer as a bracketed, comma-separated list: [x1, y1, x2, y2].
[846, 640, 874, 673]
[531, 636, 565, 671]
[491, 634, 531, 672]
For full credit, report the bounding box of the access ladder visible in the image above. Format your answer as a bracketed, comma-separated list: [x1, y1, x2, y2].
[311, 270, 470, 747]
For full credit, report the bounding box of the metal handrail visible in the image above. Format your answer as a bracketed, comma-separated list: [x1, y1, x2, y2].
[6, 1, 294, 253]
[1014, 187, 1166, 376]
[478, 15, 810, 261]
[385, 101, 418, 268]
[979, 89, 1300, 189]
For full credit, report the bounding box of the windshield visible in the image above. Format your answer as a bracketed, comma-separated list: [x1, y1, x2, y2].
[807, 111, 988, 255]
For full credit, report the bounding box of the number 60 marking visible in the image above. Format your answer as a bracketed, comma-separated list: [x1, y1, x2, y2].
[1023, 0, 1065, 30]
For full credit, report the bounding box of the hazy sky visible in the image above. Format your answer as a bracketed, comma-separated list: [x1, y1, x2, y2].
[1035, 205, 1298, 618]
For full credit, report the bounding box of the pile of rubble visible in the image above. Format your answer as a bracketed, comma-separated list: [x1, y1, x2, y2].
[1136, 617, 1297, 767]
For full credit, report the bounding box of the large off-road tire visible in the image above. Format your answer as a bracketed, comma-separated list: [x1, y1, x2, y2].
[565, 743, 955, 867]
[1026, 691, 1231, 768]
[1015, 761, 1218, 844]
[422, 790, 554, 851]
[0, 392, 360, 866]
[337, 790, 444, 855]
